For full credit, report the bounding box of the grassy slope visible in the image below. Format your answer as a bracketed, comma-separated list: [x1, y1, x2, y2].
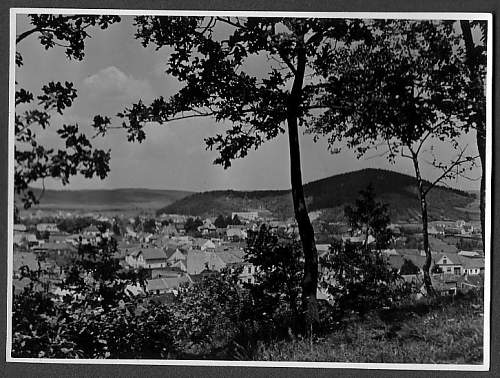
[254, 293, 484, 364]
[159, 168, 477, 222]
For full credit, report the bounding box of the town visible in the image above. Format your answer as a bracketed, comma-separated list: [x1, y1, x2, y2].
[13, 208, 485, 303]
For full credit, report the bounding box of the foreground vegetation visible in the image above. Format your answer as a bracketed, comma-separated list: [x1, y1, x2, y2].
[255, 293, 484, 364]
[11, 188, 484, 364]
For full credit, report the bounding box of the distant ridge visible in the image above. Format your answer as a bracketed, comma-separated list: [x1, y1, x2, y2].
[19, 188, 193, 213]
[158, 168, 477, 222]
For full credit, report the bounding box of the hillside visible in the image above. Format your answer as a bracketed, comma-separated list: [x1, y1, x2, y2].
[19, 188, 192, 213]
[158, 169, 477, 222]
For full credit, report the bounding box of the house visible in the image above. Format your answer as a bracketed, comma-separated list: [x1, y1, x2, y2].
[162, 223, 179, 237]
[186, 250, 226, 275]
[82, 224, 101, 237]
[418, 274, 460, 298]
[459, 256, 485, 276]
[36, 223, 59, 233]
[13, 232, 38, 248]
[341, 234, 376, 245]
[166, 247, 186, 264]
[237, 262, 256, 284]
[13, 224, 27, 232]
[201, 239, 217, 251]
[434, 253, 463, 275]
[226, 227, 247, 241]
[165, 247, 187, 272]
[151, 267, 185, 279]
[125, 247, 168, 269]
[48, 232, 71, 244]
[198, 219, 217, 236]
[32, 242, 77, 257]
[191, 238, 209, 250]
[188, 269, 219, 284]
[146, 276, 190, 295]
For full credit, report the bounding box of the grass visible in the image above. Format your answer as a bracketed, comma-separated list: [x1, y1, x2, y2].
[252, 293, 484, 364]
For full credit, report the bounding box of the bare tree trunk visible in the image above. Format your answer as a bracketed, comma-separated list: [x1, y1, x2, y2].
[286, 43, 318, 333]
[460, 20, 486, 249]
[410, 152, 436, 296]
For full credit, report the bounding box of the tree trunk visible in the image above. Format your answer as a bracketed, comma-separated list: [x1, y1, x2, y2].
[286, 43, 319, 333]
[460, 20, 486, 249]
[410, 153, 436, 296]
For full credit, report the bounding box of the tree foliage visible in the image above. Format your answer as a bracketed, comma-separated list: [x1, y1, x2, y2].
[245, 225, 303, 332]
[310, 19, 479, 295]
[93, 15, 373, 329]
[344, 183, 392, 250]
[320, 186, 411, 317]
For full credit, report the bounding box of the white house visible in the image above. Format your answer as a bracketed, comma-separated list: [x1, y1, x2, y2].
[435, 253, 463, 275]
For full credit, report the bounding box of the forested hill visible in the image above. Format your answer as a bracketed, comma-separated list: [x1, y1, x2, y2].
[158, 168, 478, 222]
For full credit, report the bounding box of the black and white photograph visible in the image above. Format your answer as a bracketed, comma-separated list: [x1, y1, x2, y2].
[7, 9, 492, 370]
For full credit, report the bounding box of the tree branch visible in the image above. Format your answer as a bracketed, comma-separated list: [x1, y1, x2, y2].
[423, 147, 478, 196]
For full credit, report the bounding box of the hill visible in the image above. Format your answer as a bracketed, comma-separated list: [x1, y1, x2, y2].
[158, 169, 477, 222]
[19, 188, 192, 214]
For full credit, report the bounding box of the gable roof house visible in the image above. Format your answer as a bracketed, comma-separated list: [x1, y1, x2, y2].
[198, 219, 217, 235]
[201, 239, 217, 251]
[186, 250, 226, 275]
[125, 247, 168, 269]
[434, 253, 463, 275]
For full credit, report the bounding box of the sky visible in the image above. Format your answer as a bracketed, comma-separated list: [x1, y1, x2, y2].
[15, 14, 482, 192]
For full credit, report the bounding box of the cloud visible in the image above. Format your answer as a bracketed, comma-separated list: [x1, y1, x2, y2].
[83, 66, 154, 101]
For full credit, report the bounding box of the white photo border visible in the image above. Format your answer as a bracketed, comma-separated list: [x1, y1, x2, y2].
[7, 7, 493, 371]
